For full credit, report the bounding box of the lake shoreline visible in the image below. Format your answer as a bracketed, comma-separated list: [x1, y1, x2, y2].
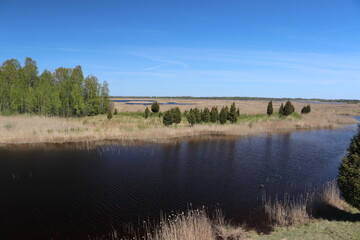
[0, 113, 357, 147]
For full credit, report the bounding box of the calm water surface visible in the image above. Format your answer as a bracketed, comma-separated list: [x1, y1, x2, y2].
[1, 117, 359, 239]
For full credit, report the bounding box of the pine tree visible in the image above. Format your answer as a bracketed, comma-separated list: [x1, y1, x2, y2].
[187, 109, 196, 126]
[114, 109, 118, 115]
[267, 101, 273, 116]
[210, 107, 219, 123]
[224, 106, 230, 120]
[228, 102, 238, 123]
[279, 103, 284, 116]
[173, 107, 182, 124]
[338, 124, 360, 209]
[236, 108, 240, 117]
[163, 110, 173, 126]
[151, 101, 160, 113]
[284, 101, 295, 116]
[202, 107, 211, 123]
[219, 107, 227, 124]
[144, 107, 150, 119]
[194, 108, 202, 123]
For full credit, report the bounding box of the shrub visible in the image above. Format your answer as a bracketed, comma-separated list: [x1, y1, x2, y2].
[279, 103, 284, 116]
[202, 108, 211, 123]
[219, 107, 227, 124]
[301, 105, 311, 114]
[194, 108, 202, 123]
[267, 101, 273, 116]
[338, 124, 360, 209]
[224, 106, 229, 120]
[173, 107, 182, 124]
[283, 101, 295, 116]
[210, 107, 219, 123]
[228, 102, 238, 123]
[187, 109, 196, 126]
[107, 109, 113, 120]
[113, 109, 118, 115]
[151, 101, 160, 113]
[163, 110, 173, 126]
[144, 107, 150, 119]
[236, 108, 240, 117]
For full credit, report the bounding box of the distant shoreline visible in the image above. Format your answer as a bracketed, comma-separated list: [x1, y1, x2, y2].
[0, 112, 357, 147]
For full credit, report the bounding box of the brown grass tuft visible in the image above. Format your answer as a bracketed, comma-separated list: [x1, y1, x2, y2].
[263, 194, 313, 226]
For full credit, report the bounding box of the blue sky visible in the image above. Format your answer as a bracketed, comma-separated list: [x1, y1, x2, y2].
[1, 0, 360, 99]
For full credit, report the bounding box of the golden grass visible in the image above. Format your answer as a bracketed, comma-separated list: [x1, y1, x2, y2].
[263, 193, 312, 226]
[0, 99, 358, 145]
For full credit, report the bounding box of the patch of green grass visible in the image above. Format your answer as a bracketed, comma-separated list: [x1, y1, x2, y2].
[117, 111, 144, 118]
[252, 219, 360, 240]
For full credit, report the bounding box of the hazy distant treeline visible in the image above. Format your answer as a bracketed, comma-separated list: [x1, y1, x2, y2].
[113, 96, 359, 104]
[0, 58, 110, 117]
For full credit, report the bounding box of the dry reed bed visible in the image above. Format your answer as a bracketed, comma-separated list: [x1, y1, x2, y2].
[0, 111, 357, 145]
[109, 180, 346, 240]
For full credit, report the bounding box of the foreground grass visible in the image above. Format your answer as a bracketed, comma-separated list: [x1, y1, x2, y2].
[253, 219, 360, 240]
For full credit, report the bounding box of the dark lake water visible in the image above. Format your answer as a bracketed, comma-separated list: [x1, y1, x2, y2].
[1, 117, 359, 239]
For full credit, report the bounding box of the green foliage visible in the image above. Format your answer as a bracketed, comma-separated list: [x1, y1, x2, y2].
[186, 109, 196, 126]
[228, 102, 238, 123]
[301, 105, 311, 114]
[267, 101, 273, 116]
[0, 58, 109, 117]
[114, 109, 118, 115]
[279, 103, 284, 116]
[162, 107, 181, 126]
[173, 107, 182, 124]
[202, 107, 211, 123]
[210, 107, 219, 123]
[144, 107, 150, 119]
[219, 107, 227, 124]
[151, 101, 160, 113]
[163, 110, 173, 126]
[224, 106, 230, 120]
[338, 124, 360, 209]
[107, 109, 113, 120]
[283, 101, 295, 116]
[236, 108, 240, 117]
[194, 108, 202, 123]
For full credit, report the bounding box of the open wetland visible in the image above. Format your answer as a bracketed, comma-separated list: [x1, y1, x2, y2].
[1, 117, 359, 239]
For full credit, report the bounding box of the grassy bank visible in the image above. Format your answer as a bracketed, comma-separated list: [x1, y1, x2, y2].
[0, 109, 357, 145]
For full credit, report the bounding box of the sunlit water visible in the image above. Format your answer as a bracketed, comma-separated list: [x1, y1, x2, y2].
[1, 117, 359, 239]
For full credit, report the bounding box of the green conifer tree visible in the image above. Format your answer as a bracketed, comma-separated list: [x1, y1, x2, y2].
[187, 109, 196, 126]
[338, 124, 360, 209]
[228, 102, 238, 123]
[267, 101, 273, 116]
[219, 107, 227, 124]
[144, 107, 150, 119]
[202, 107, 211, 123]
[210, 107, 219, 123]
[151, 101, 160, 113]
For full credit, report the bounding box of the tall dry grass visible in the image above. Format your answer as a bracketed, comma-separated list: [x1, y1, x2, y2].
[263, 180, 346, 227]
[263, 194, 313, 226]
[0, 110, 357, 146]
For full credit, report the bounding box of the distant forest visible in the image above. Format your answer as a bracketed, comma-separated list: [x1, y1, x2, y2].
[0, 58, 110, 117]
[112, 96, 360, 104]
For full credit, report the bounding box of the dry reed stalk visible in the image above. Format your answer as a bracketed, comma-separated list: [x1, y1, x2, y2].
[321, 180, 345, 210]
[148, 209, 215, 240]
[264, 194, 312, 226]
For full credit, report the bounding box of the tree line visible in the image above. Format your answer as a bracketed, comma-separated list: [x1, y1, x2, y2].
[0, 58, 110, 117]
